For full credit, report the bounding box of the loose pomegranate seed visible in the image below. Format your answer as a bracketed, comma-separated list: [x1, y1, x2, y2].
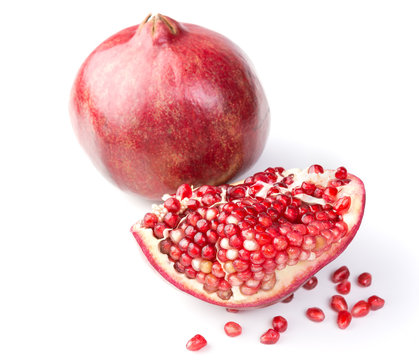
[308, 164, 324, 174]
[306, 307, 325, 322]
[351, 300, 370, 317]
[302, 276, 318, 290]
[143, 212, 158, 228]
[226, 308, 239, 313]
[260, 329, 280, 344]
[224, 321, 242, 337]
[330, 295, 348, 312]
[281, 293, 294, 303]
[357, 272, 372, 287]
[335, 166, 348, 179]
[337, 310, 352, 329]
[186, 334, 207, 351]
[368, 295, 385, 310]
[336, 280, 351, 295]
[272, 316, 288, 332]
[332, 266, 350, 283]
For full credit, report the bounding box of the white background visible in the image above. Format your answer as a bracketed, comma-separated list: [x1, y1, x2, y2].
[1, 0, 418, 359]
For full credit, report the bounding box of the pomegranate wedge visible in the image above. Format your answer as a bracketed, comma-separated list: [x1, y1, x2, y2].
[131, 166, 365, 309]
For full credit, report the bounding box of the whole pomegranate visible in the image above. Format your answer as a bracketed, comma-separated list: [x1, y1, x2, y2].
[70, 14, 270, 199]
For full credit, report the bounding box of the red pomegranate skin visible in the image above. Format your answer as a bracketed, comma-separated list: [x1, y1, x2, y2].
[70, 14, 270, 199]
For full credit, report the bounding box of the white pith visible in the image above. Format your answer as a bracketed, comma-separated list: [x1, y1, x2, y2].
[131, 167, 365, 308]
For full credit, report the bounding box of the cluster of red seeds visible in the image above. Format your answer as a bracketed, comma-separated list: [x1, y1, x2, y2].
[304, 267, 385, 329]
[186, 267, 385, 350]
[143, 166, 353, 300]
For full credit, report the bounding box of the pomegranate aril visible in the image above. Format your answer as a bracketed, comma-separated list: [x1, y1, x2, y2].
[232, 259, 249, 272]
[195, 219, 209, 232]
[335, 166, 348, 179]
[301, 181, 316, 195]
[330, 295, 348, 312]
[281, 293, 294, 303]
[368, 295, 385, 310]
[323, 187, 338, 201]
[336, 280, 351, 295]
[196, 271, 206, 283]
[179, 253, 192, 267]
[333, 196, 351, 214]
[187, 243, 201, 258]
[206, 229, 218, 244]
[302, 276, 318, 290]
[169, 245, 182, 261]
[337, 310, 352, 329]
[284, 205, 299, 222]
[224, 321, 242, 337]
[174, 261, 185, 273]
[308, 164, 324, 174]
[159, 239, 172, 255]
[211, 262, 225, 278]
[200, 260, 213, 274]
[143, 213, 158, 228]
[185, 199, 200, 210]
[224, 224, 239, 237]
[184, 225, 197, 239]
[260, 329, 280, 345]
[306, 307, 325, 322]
[256, 232, 272, 245]
[287, 231, 303, 246]
[332, 266, 350, 283]
[357, 272, 372, 287]
[240, 284, 259, 295]
[186, 334, 207, 351]
[201, 245, 216, 260]
[164, 197, 181, 212]
[273, 236, 288, 251]
[186, 212, 201, 226]
[226, 308, 239, 313]
[272, 316, 288, 332]
[203, 273, 220, 292]
[250, 251, 265, 265]
[153, 222, 168, 238]
[229, 234, 243, 249]
[184, 266, 197, 279]
[351, 300, 370, 317]
[176, 183, 192, 199]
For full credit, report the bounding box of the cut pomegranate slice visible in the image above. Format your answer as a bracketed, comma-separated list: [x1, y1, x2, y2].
[131, 166, 365, 309]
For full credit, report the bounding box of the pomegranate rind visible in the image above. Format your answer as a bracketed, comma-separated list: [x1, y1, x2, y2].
[131, 169, 365, 309]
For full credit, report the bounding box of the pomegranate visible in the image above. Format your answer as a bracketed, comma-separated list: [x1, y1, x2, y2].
[302, 276, 318, 290]
[272, 316, 288, 332]
[70, 14, 269, 199]
[337, 310, 352, 329]
[224, 321, 242, 337]
[351, 300, 370, 317]
[186, 334, 207, 351]
[331, 266, 350, 283]
[357, 272, 372, 287]
[368, 295, 385, 310]
[330, 295, 348, 312]
[260, 329, 280, 344]
[306, 307, 325, 322]
[281, 293, 294, 303]
[336, 280, 351, 295]
[131, 166, 365, 309]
